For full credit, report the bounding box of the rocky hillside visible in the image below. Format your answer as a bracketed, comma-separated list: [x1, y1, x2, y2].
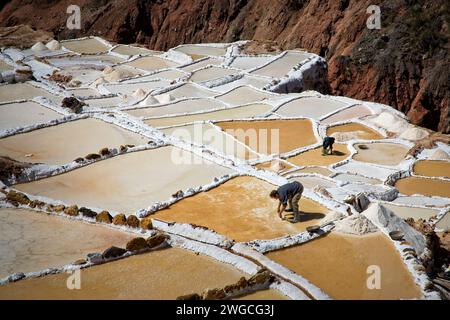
[1, 0, 448, 132]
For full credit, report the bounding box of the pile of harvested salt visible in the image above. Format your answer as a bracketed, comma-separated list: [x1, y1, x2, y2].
[334, 213, 378, 235]
[368, 111, 409, 133]
[132, 88, 147, 99]
[155, 93, 174, 104]
[319, 211, 346, 226]
[399, 127, 429, 141]
[31, 42, 47, 51]
[140, 95, 159, 105]
[429, 149, 450, 161]
[46, 39, 61, 50]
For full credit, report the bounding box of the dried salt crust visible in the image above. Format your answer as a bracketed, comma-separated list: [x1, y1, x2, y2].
[0, 37, 446, 299]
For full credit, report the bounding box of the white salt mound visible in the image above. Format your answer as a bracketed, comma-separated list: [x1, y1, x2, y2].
[270, 160, 287, 172]
[369, 111, 409, 133]
[140, 95, 159, 105]
[429, 149, 450, 161]
[155, 93, 174, 104]
[46, 39, 61, 50]
[31, 42, 47, 52]
[399, 127, 429, 141]
[363, 203, 427, 256]
[319, 211, 346, 227]
[334, 213, 378, 235]
[132, 88, 147, 99]
[103, 66, 114, 75]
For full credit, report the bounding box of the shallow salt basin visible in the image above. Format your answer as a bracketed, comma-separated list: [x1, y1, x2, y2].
[48, 54, 125, 68]
[0, 118, 148, 165]
[83, 96, 124, 108]
[145, 103, 272, 127]
[276, 97, 347, 119]
[289, 176, 337, 189]
[393, 195, 450, 208]
[0, 247, 246, 300]
[286, 166, 334, 177]
[320, 105, 373, 124]
[152, 176, 329, 242]
[352, 142, 410, 166]
[216, 86, 275, 105]
[381, 203, 439, 221]
[0, 101, 63, 131]
[287, 144, 350, 167]
[0, 82, 62, 104]
[0, 60, 13, 71]
[141, 69, 187, 81]
[127, 98, 225, 118]
[124, 56, 178, 72]
[394, 177, 450, 198]
[334, 162, 397, 181]
[174, 45, 228, 57]
[230, 56, 275, 70]
[255, 159, 295, 174]
[217, 119, 317, 155]
[15, 147, 233, 214]
[104, 80, 170, 96]
[67, 87, 100, 98]
[162, 123, 259, 160]
[0, 208, 133, 279]
[251, 51, 312, 78]
[326, 123, 383, 141]
[111, 44, 161, 56]
[413, 160, 450, 178]
[62, 38, 110, 54]
[60, 67, 104, 85]
[189, 66, 237, 83]
[234, 289, 288, 300]
[162, 83, 218, 99]
[212, 75, 272, 92]
[180, 57, 222, 72]
[333, 173, 382, 185]
[266, 232, 422, 300]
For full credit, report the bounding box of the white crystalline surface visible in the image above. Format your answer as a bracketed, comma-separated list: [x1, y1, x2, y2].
[0, 37, 447, 300]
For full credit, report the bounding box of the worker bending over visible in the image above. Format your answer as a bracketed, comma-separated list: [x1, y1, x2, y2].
[322, 136, 335, 155]
[270, 181, 304, 221]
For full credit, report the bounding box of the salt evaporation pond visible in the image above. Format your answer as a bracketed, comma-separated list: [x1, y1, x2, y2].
[0, 118, 148, 165]
[326, 123, 383, 141]
[413, 160, 450, 178]
[266, 232, 422, 299]
[0, 82, 62, 104]
[287, 144, 350, 167]
[0, 208, 133, 279]
[0, 247, 246, 299]
[152, 176, 329, 242]
[15, 147, 233, 214]
[62, 38, 110, 54]
[124, 56, 179, 71]
[189, 66, 237, 83]
[352, 142, 410, 166]
[162, 83, 218, 99]
[216, 86, 275, 105]
[111, 44, 161, 56]
[251, 51, 312, 78]
[320, 105, 373, 124]
[381, 203, 439, 221]
[174, 44, 228, 58]
[276, 97, 347, 119]
[394, 177, 450, 198]
[0, 101, 63, 131]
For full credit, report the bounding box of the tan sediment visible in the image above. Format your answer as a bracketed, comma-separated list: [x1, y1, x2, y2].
[0, 208, 134, 278]
[152, 176, 329, 242]
[124, 56, 178, 71]
[352, 143, 410, 166]
[62, 38, 110, 54]
[413, 160, 450, 178]
[320, 105, 373, 125]
[0, 118, 148, 165]
[266, 232, 422, 300]
[234, 289, 288, 300]
[0, 82, 62, 104]
[15, 147, 233, 214]
[287, 144, 350, 167]
[0, 247, 245, 299]
[326, 123, 383, 141]
[0, 101, 62, 131]
[217, 119, 316, 155]
[145, 103, 272, 127]
[394, 177, 450, 198]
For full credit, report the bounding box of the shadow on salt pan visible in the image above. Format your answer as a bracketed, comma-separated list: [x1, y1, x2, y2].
[15, 146, 234, 214]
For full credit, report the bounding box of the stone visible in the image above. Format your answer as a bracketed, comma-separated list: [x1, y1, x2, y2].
[96, 211, 112, 223]
[248, 269, 272, 286]
[86, 253, 103, 264]
[112, 213, 127, 225]
[79, 207, 97, 219]
[102, 246, 127, 259]
[99, 147, 110, 156]
[8, 272, 26, 282]
[146, 233, 168, 248]
[85, 153, 101, 161]
[74, 157, 84, 163]
[119, 145, 128, 153]
[64, 205, 79, 216]
[61, 96, 83, 113]
[52, 204, 66, 212]
[202, 288, 226, 300]
[224, 277, 248, 294]
[29, 199, 45, 208]
[6, 190, 30, 206]
[126, 215, 140, 228]
[126, 237, 149, 251]
[140, 217, 153, 230]
[176, 293, 201, 300]
[172, 190, 184, 198]
[73, 259, 87, 265]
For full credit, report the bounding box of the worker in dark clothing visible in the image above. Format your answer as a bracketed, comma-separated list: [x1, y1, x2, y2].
[269, 181, 304, 221]
[322, 136, 335, 155]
